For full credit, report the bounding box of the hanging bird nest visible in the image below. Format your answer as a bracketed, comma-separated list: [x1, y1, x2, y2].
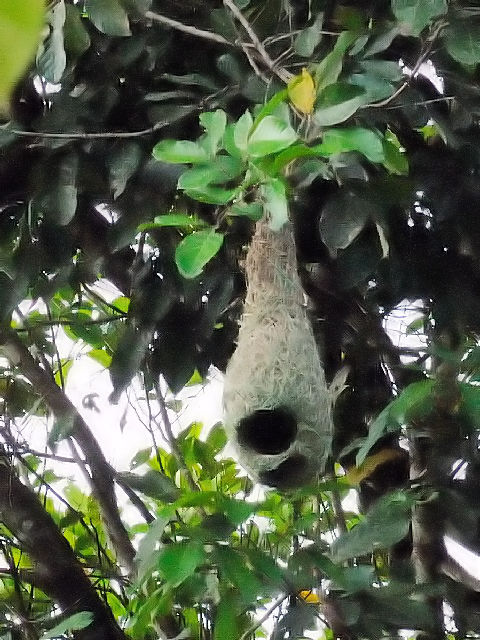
[223, 220, 333, 489]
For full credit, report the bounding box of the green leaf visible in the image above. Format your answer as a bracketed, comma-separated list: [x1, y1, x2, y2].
[138, 213, 207, 231]
[214, 590, 239, 640]
[331, 491, 415, 562]
[247, 115, 297, 157]
[206, 423, 228, 453]
[48, 413, 75, 448]
[153, 140, 209, 164]
[315, 127, 385, 163]
[117, 470, 180, 502]
[445, 23, 480, 65]
[177, 156, 243, 190]
[64, 4, 91, 59]
[199, 109, 227, 157]
[40, 612, 94, 639]
[382, 139, 409, 175]
[36, 2, 66, 84]
[0, 0, 44, 111]
[221, 497, 256, 525]
[108, 142, 142, 199]
[313, 83, 367, 127]
[356, 379, 435, 464]
[215, 547, 263, 604]
[175, 230, 224, 279]
[313, 31, 357, 93]
[234, 110, 253, 156]
[85, 0, 131, 36]
[37, 153, 79, 226]
[294, 13, 324, 57]
[391, 0, 447, 36]
[229, 200, 263, 220]
[260, 178, 289, 231]
[157, 541, 206, 587]
[135, 516, 169, 581]
[250, 89, 288, 133]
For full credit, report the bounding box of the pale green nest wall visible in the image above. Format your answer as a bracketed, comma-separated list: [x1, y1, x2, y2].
[223, 221, 333, 488]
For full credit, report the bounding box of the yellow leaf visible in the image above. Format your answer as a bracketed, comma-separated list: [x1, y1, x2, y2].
[288, 68, 316, 115]
[299, 590, 321, 604]
[0, 0, 45, 113]
[346, 448, 402, 485]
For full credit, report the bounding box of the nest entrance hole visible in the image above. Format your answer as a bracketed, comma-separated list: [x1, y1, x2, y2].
[236, 407, 297, 455]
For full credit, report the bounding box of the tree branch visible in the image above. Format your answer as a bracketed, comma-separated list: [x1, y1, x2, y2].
[10, 121, 168, 140]
[0, 329, 136, 574]
[145, 10, 232, 46]
[0, 451, 127, 640]
[223, 0, 292, 83]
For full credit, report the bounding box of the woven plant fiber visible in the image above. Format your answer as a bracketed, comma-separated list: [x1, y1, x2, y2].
[223, 220, 333, 488]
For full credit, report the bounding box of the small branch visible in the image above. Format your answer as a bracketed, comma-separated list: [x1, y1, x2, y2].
[238, 593, 288, 640]
[145, 10, 232, 46]
[223, 0, 292, 83]
[363, 21, 446, 110]
[152, 377, 200, 493]
[10, 121, 167, 140]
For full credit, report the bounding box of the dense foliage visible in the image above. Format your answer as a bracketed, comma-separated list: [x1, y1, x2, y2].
[3, 0, 480, 638]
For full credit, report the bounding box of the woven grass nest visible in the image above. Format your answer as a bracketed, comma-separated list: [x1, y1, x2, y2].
[223, 219, 334, 489]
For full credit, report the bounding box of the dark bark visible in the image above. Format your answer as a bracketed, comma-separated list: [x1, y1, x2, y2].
[0, 452, 126, 640]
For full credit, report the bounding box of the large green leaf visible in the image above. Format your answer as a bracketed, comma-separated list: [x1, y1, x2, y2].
[64, 4, 91, 59]
[315, 127, 385, 163]
[157, 541, 206, 587]
[294, 12, 324, 57]
[391, 0, 447, 36]
[247, 115, 297, 157]
[445, 23, 480, 65]
[177, 156, 243, 191]
[153, 140, 209, 164]
[313, 83, 367, 126]
[330, 491, 415, 562]
[0, 0, 44, 110]
[313, 31, 357, 93]
[85, 0, 130, 36]
[175, 230, 224, 279]
[214, 590, 239, 640]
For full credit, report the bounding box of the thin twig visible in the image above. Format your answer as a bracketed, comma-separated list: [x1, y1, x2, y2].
[223, 0, 292, 83]
[152, 377, 201, 493]
[10, 121, 167, 140]
[145, 10, 232, 46]
[238, 593, 288, 640]
[363, 21, 447, 110]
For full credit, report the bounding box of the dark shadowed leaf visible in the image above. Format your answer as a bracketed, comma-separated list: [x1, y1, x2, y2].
[64, 4, 91, 58]
[445, 22, 480, 65]
[319, 191, 372, 253]
[117, 470, 180, 502]
[391, 0, 447, 36]
[214, 590, 239, 640]
[313, 83, 367, 126]
[41, 612, 94, 639]
[330, 491, 415, 562]
[85, 0, 131, 36]
[108, 142, 142, 199]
